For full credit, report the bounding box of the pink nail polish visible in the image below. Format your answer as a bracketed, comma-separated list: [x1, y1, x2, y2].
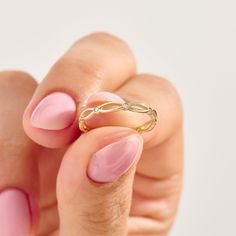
[86, 91, 125, 104]
[0, 189, 31, 236]
[88, 134, 142, 183]
[30, 92, 76, 130]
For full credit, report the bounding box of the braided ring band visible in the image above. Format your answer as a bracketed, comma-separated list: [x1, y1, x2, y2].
[78, 101, 157, 134]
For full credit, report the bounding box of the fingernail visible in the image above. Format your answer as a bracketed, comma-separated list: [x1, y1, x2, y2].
[0, 189, 31, 236]
[88, 134, 141, 183]
[86, 91, 125, 104]
[30, 92, 76, 130]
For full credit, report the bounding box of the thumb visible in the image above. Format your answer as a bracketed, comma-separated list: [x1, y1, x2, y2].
[57, 126, 143, 236]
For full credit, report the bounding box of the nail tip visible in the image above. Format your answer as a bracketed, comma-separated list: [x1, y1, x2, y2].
[30, 92, 76, 130]
[87, 134, 142, 184]
[86, 91, 125, 104]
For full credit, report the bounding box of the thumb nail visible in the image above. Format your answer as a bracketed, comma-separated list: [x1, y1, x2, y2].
[0, 189, 31, 236]
[87, 134, 142, 183]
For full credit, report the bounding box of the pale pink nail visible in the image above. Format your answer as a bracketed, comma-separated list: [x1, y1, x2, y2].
[86, 91, 125, 104]
[30, 92, 76, 130]
[0, 189, 31, 236]
[88, 134, 141, 183]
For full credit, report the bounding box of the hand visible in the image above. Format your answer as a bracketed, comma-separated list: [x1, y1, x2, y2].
[0, 33, 183, 236]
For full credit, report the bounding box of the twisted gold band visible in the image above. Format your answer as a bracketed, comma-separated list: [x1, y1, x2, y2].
[78, 101, 157, 134]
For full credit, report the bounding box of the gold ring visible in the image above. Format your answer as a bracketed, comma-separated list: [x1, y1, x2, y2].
[78, 101, 157, 134]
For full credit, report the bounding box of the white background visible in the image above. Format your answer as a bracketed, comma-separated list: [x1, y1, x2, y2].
[0, 0, 236, 235]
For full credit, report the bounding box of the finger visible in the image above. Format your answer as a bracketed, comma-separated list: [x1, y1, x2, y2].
[23, 32, 136, 148]
[0, 71, 40, 235]
[57, 126, 143, 236]
[81, 74, 183, 234]
[81, 74, 183, 176]
[117, 75, 183, 235]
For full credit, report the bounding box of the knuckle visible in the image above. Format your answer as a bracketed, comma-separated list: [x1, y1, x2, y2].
[0, 70, 37, 88]
[85, 32, 120, 42]
[140, 73, 181, 97]
[138, 73, 183, 125]
[73, 32, 136, 67]
[90, 32, 136, 65]
[79, 31, 131, 51]
[79, 191, 129, 234]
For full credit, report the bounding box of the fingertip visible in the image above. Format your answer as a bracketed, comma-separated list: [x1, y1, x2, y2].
[23, 119, 81, 148]
[22, 93, 81, 148]
[30, 92, 76, 130]
[87, 133, 143, 183]
[57, 126, 141, 196]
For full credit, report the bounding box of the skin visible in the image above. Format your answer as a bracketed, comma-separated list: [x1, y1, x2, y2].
[0, 32, 183, 236]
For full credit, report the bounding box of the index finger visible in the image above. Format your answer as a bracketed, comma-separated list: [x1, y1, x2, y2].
[23, 32, 136, 148]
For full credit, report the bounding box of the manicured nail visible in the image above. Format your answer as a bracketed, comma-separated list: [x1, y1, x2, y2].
[88, 134, 141, 183]
[30, 92, 76, 130]
[86, 91, 125, 104]
[0, 189, 31, 236]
